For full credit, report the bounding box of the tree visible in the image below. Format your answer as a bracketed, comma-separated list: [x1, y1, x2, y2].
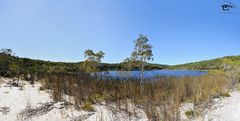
[0, 48, 14, 55]
[0, 48, 15, 76]
[83, 49, 105, 74]
[131, 34, 153, 85]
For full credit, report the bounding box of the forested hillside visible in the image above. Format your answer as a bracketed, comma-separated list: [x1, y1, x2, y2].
[168, 56, 240, 70]
[0, 53, 168, 77]
[1, 51, 239, 78]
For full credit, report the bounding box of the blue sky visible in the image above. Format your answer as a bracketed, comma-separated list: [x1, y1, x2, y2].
[0, 0, 239, 65]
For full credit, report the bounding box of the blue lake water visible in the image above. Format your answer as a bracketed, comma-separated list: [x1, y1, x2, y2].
[98, 70, 208, 79]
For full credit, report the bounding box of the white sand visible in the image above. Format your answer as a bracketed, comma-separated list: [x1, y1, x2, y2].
[0, 78, 91, 121]
[180, 91, 240, 121]
[0, 77, 147, 121]
[199, 91, 240, 121]
[1, 77, 240, 121]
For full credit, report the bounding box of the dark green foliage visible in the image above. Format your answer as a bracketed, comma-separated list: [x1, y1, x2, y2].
[185, 110, 195, 118]
[0, 53, 14, 76]
[0, 54, 86, 78]
[169, 56, 240, 70]
[98, 62, 169, 71]
[0, 54, 169, 78]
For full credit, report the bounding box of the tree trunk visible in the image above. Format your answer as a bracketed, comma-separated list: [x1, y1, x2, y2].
[140, 62, 145, 91]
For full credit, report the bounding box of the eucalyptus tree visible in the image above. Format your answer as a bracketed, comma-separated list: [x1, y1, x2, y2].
[83, 49, 105, 76]
[130, 34, 153, 85]
[0, 48, 13, 55]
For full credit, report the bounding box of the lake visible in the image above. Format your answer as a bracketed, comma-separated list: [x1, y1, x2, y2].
[98, 70, 208, 79]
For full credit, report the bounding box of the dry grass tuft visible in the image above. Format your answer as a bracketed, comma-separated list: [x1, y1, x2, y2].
[37, 72, 233, 120]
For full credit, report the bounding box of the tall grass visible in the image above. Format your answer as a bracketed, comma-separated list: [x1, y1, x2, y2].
[39, 73, 230, 120]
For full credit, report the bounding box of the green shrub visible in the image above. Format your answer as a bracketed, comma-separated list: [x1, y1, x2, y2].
[185, 110, 195, 118]
[81, 101, 95, 112]
[220, 91, 231, 97]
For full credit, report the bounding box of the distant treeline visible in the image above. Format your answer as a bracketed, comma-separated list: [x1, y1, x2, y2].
[1, 52, 240, 78]
[0, 53, 86, 77]
[0, 53, 168, 77]
[98, 62, 169, 71]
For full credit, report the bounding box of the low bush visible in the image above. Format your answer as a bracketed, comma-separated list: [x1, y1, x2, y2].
[81, 101, 95, 112]
[185, 110, 195, 118]
[220, 91, 231, 97]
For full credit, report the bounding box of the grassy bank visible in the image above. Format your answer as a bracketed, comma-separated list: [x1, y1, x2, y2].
[38, 72, 232, 120]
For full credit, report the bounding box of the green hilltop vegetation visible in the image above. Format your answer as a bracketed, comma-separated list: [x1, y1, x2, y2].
[0, 53, 84, 77]
[1, 51, 240, 78]
[168, 56, 240, 70]
[98, 62, 169, 71]
[0, 53, 168, 77]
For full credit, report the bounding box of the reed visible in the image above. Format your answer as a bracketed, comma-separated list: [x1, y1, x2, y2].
[39, 72, 231, 120]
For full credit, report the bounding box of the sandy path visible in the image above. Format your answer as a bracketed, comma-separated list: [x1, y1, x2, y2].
[198, 91, 240, 121]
